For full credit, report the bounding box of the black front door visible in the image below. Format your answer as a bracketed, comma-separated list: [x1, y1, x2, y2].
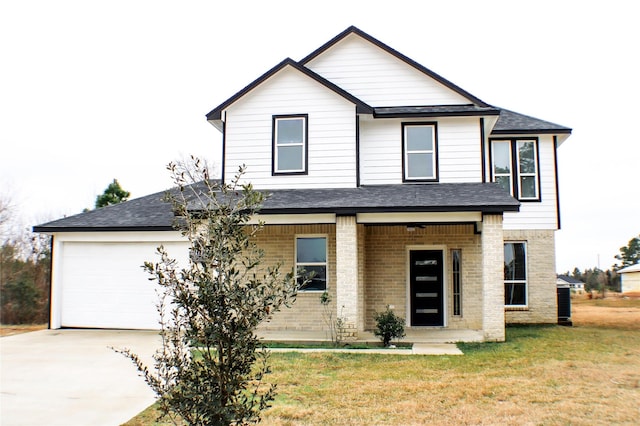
[410, 250, 444, 326]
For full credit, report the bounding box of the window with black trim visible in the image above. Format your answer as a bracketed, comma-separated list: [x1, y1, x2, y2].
[504, 242, 527, 307]
[490, 138, 540, 201]
[273, 114, 308, 174]
[296, 236, 327, 291]
[402, 123, 438, 181]
[452, 249, 462, 316]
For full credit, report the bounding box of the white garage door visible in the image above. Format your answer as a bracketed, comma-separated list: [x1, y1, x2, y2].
[59, 241, 188, 329]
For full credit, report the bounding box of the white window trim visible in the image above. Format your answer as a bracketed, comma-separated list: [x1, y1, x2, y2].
[295, 234, 328, 292]
[403, 123, 438, 181]
[490, 138, 540, 201]
[273, 115, 307, 174]
[491, 140, 514, 196]
[504, 241, 528, 308]
[516, 140, 539, 200]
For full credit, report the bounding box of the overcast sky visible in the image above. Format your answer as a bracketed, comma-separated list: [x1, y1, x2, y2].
[1, 0, 638, 272]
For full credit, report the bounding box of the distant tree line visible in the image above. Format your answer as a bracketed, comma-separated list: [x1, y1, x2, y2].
[562, 234, 640, 293]
[1, 179, 131, 325]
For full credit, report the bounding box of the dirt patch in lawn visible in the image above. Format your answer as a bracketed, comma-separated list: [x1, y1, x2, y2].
[571, 294, 640, 330]
[0, 324, 47, 337]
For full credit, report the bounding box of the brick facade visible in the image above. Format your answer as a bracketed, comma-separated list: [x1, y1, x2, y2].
[254, 224, 336, 331]
[504, 229, 557, 324]
[252, 222, 557, 341]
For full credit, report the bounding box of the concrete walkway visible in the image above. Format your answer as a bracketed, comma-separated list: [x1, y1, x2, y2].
[0, 329, 159, 426]
[0, 328, 467, 425]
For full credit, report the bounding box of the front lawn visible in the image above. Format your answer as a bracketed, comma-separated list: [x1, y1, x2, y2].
[124, 317, 639, 425]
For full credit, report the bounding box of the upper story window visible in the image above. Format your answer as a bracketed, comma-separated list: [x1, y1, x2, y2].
[490, 138, 540, 201]
[296, 236, 327, 291]
[272, 114, 308, 175]
[402, 122, 438, 182]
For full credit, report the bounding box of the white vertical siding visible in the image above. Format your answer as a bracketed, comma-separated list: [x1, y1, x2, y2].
[224, 66, 357, 189]
[503, 135, 559, 230]
[305, 33, 470, 107]
[359, 117, 483, 185]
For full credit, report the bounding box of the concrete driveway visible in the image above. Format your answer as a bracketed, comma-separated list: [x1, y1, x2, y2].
[0, 329, 161, 426]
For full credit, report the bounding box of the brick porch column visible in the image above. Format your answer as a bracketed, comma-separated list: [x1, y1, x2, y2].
[336, 215, 359, 340]
[482, 214, 506, 342]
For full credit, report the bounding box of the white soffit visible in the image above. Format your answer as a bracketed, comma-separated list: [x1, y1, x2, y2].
[357, 212, 482, 224]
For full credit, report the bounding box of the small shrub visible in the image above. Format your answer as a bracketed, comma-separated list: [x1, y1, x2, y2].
[374, 306, 406, 347]
[319, 291, 347, 346]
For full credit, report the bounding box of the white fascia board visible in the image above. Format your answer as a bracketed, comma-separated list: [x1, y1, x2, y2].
[249, 214, 337, 225]
[356, 212, 482, 223]
[51, 231, 186, 243]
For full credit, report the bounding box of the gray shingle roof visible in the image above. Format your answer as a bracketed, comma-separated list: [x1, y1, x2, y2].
[493, 109, 571, 134]
[373, 105, 500, 118]
[34, 182, 519, 233]
[33, 189, 176, 232]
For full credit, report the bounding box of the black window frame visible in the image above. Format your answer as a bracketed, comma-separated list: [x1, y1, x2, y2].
[272, 114, 309, 176]
[504, 242, 528, 307]
[295, 235, 328, 292]
[489, 137, 541, 202]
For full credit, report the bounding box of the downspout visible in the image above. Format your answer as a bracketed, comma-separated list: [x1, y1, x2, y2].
[47, 235, 54, 329]
[553, 135, 561, 229]
[479, 117, 486, 182]
[355, 112, 361, 187]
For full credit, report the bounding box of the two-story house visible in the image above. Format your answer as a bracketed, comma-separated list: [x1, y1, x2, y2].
[35, 26, 571, 342]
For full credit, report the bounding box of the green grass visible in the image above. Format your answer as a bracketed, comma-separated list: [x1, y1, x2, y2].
[124, 323, 640, 425]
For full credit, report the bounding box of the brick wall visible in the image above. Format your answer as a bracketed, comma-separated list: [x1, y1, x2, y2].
[504, 229, 557, 324]
[481, 215, 505, 342]
[253, 224, 336, 331]
[363, 224, 484, 331]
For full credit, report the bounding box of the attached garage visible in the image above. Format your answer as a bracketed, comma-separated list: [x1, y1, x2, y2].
[33, 190, 189, 330]
[55, 238, 188, 329]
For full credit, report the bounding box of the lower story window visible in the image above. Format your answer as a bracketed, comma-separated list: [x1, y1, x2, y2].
[452, 249, 462, 316]
[504, 242, 527, 306]
[296, 236, 327, 291]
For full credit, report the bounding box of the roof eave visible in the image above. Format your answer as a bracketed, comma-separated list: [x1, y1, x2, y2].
[491, 128, 573, 135]
[259, 205, 519, 215]
[205, 57, 373, 121]
[374, 109, 501, 119]
[32, 225, 176, 233]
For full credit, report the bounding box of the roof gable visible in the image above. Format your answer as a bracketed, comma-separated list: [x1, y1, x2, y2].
[301, 26, 490, 108]
[206, 58, 372, 121]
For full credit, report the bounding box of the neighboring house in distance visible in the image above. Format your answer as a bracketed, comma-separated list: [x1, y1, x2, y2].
[556, 275, 585, 294]
[618, 264, 640, 294]
[34, 26, 572, 342]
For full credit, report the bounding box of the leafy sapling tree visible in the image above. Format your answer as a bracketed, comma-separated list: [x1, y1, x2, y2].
[95, 178, 130, 208]
[116, 158, 298, 425]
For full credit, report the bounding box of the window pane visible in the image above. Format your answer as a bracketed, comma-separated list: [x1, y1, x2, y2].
[504, 243, 526, 281]
[505, 283, 526, 305]
[518, 141, 536, 174]
[520, 176, 537, 198]
[297, 265, 326, 291]
[277, 145, 303, 171]
[297, 238, 326, 263]
[407, 153, 433, 178]
[493, 141, 511, 174]
[277, 118, 303, 144]
[406, 126, 433, 151]
[496, 175, 511, 194]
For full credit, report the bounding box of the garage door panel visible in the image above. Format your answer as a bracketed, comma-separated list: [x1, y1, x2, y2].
[60, 241, 188, 329]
